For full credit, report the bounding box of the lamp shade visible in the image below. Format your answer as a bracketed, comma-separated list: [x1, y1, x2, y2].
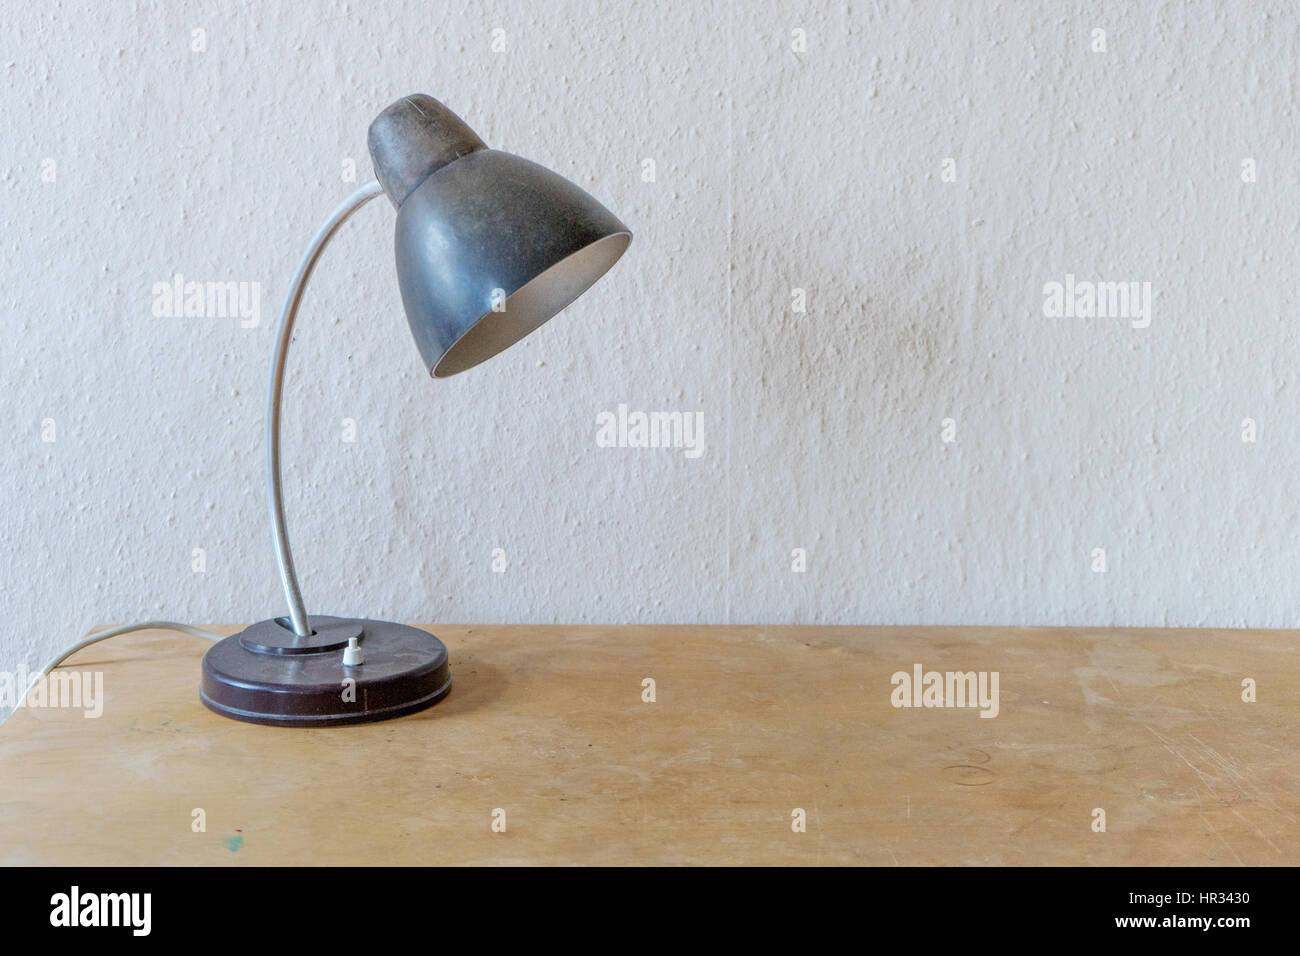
[368, 95, 632, 377]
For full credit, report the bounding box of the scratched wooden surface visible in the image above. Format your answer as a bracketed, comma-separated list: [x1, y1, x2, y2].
[0, 624, 1294, 865]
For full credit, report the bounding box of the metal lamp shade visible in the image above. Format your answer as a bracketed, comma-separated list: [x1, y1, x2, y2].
[369, 95, 631, 378]
[396, 150, 631, 377]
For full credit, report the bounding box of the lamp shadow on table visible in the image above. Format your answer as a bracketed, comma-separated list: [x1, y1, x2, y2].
[400, 653, 505, 721]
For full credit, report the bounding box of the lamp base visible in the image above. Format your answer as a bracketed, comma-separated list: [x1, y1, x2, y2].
[200, 616, 451, 727]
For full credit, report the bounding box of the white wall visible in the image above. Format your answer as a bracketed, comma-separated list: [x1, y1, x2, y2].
[2, 0, 1297, 691]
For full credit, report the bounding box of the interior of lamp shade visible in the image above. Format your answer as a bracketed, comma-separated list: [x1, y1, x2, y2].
[431, 232, 632, 378]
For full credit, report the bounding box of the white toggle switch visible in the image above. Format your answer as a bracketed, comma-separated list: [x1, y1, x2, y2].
[342, 636, 364, 667]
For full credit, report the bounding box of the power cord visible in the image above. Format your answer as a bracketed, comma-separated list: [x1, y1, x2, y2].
[11, 621, 225, 717]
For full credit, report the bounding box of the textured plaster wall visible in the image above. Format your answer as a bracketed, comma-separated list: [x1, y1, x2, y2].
[2, 1, 1297, 692]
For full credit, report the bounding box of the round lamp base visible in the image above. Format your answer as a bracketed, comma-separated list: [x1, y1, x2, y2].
[200, 616, 451, 727]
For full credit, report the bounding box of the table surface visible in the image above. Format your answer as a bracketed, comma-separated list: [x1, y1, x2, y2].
[0, 623, 1295, 865]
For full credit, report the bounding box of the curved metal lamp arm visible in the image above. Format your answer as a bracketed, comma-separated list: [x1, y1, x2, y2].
[266, 180, 384, 636]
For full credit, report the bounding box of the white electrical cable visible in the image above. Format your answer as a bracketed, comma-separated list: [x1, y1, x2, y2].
[12, 621, 225, 715]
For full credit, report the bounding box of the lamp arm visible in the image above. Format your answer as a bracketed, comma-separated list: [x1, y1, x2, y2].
[265, 179, 385, 637]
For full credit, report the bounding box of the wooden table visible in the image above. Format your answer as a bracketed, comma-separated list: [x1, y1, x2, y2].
[0, 624, 1294, 865]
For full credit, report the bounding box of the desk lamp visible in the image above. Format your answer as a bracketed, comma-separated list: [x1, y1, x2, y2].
[199, 94, 631, 726]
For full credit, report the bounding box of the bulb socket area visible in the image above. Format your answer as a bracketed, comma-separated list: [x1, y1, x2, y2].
[368, 94, 487, 208]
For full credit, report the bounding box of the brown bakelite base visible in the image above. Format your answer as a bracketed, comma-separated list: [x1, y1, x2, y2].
[200, 616, 451, 727]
